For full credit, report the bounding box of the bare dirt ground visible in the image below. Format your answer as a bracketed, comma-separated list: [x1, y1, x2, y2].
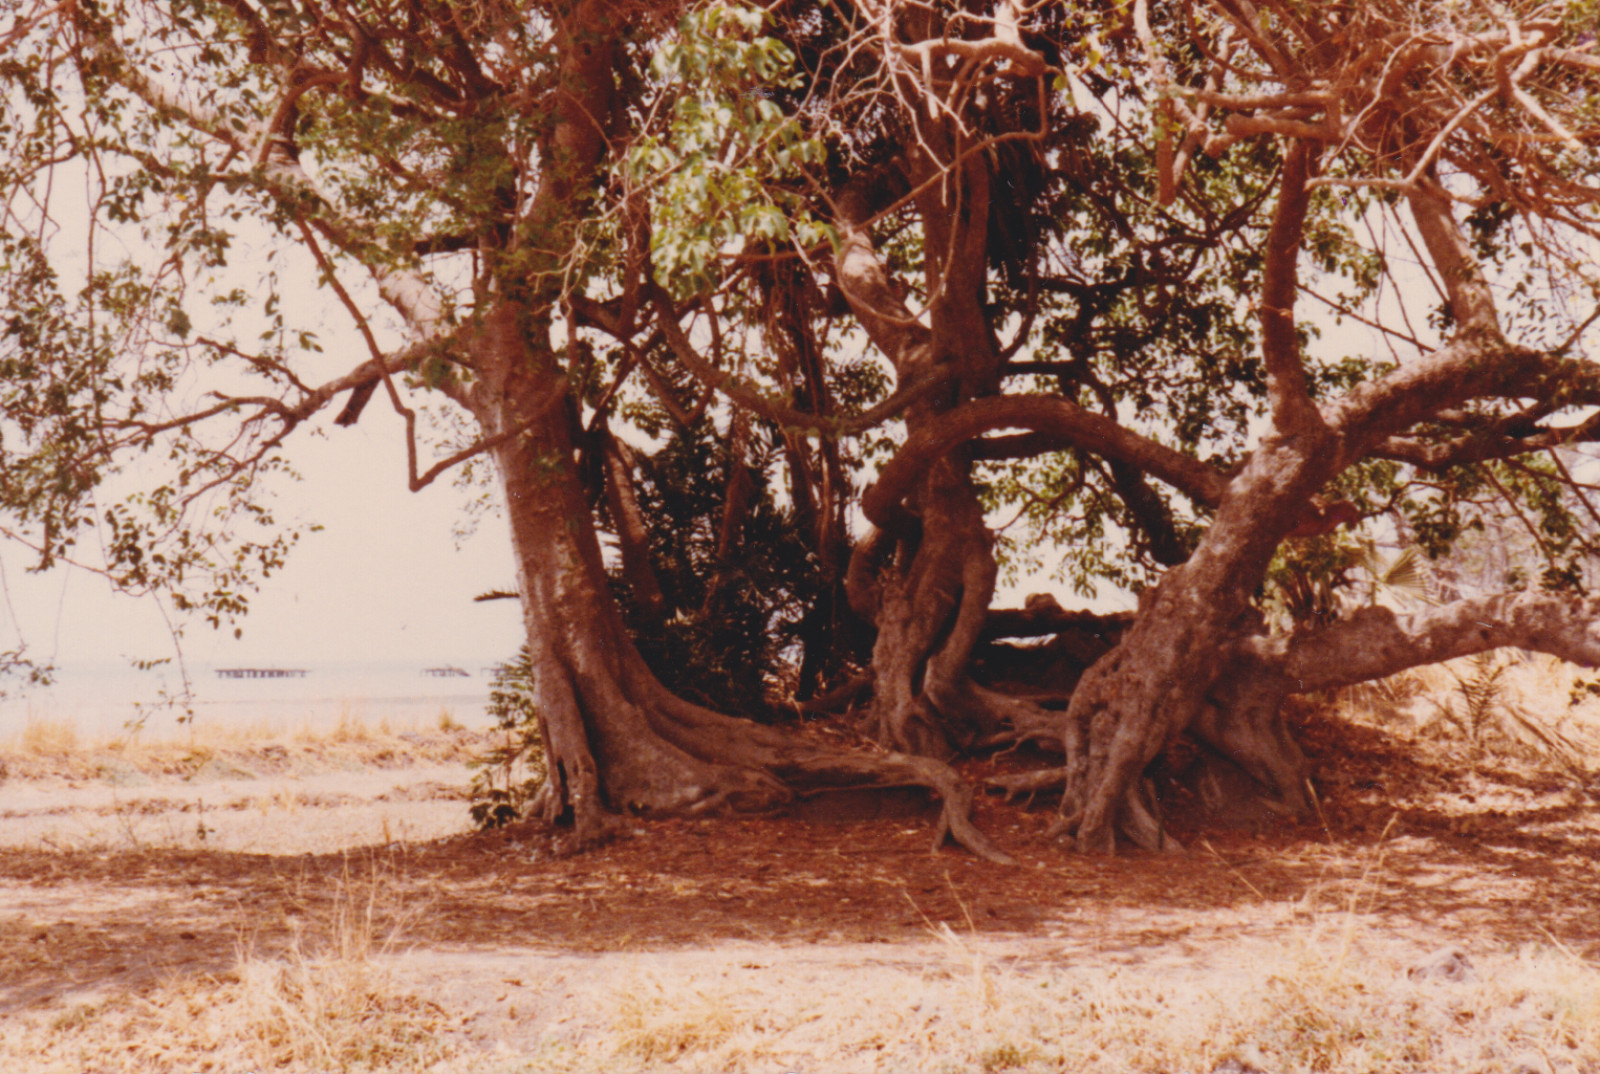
[2, 711, 1599, 1073]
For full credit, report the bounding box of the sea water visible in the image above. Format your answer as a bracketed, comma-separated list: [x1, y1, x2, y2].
[0, 658, 501, 739]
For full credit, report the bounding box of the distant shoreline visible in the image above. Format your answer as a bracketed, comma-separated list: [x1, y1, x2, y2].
[0, 659, 501, 736]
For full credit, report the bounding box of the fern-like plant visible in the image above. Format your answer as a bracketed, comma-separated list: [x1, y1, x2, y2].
[1442, 651, 1511, 748]
[1433, 651, 1588, 773]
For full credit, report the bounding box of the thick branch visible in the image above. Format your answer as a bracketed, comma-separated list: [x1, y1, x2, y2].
[260, 338, 439, 432]
[1330, 334, 1545, 461]
[1108, 457, 1191, 566]
[893, 34, 1045, 80]
[1333, 341, 1600, 467]
[601, 432, 667, 622]
[831, 193, 936, 377]
[1373, 414, 1600, 470]
[652, 292, 954, 437]
[1242, 592, 1600, 691]
[863, 395, 1228, 531]
[1258, 141, 1324, 435]
[1406, 178, 1500, 335]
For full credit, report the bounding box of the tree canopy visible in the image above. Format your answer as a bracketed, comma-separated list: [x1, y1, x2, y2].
[4, 0, 1600, 857]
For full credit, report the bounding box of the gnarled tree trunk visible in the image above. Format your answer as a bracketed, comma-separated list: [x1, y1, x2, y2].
[472, 300, 1010, 860]
[1049, 127, 1595, 852]
[835, 147, 1062, 759]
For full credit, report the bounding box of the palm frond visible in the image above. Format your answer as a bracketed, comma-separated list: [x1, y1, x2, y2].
[1379, 546, 1430, 599]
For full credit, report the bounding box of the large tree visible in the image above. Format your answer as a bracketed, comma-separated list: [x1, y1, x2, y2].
[0, 0, 1012, 857]
[790, 0, 1600, 852]
[4, 0, 1600, 859]
[1040, 0, 1600, 852]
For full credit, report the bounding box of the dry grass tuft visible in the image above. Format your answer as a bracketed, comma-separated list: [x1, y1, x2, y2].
[2, 858, 454, 1074]
[12, 920, 1597, 1074]
[57, 954, 459, 1074]
[611, 981, 743, 1064]
[13, 715, 79, 754]
[589, 930, 1600, 1074]
[330, 704, 377, 744]
[1335, 649, 1600, 778]
[0, 710, 485, 784]
[583, 826, 1600, 1074]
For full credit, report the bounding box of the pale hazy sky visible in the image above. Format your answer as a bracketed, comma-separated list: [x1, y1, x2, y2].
[0, 163, 532, 672]
[0, 403, 525, 670]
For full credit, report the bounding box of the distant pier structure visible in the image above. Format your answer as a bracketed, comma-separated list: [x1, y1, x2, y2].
[423, 666, 470, 678]
[216, 667, 308, 679]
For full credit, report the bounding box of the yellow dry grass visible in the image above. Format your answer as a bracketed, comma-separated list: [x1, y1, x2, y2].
[586, 921, 1600, 1074]
[2, 705, 467, 749]
[0, 709, 480, 782]
[1337, 648, 1600, 769]
[2, 860, 455, 1074]
[18, 955, 458, 1074]
[4, 653, 1598, 1072]
[11, 714, 80, 754]
[12, 859, 1596, 1074]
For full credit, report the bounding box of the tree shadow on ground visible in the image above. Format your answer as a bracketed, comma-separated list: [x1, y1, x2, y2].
[2, 709, 1596, 1015]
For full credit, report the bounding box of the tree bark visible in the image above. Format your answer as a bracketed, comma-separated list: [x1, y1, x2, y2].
[1051, 140, 1587, 853]
[469, 300, 1011, 860]
[1181, 590, 1600, 822]
[599, 430, 667, 626]
[1245, 592, 1600, 688]
[1052, 137, 1343, 853]
[834, 147, 1063, 759]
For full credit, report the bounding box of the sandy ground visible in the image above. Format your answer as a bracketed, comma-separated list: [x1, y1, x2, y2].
[2, 715, 1599, 1073]
[0, 761, 475, 854]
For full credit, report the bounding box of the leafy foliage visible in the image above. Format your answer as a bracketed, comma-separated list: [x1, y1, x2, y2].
[614, 417, 819, 718]
[0, 647, 53, 700]
[467, 648, 547, 830]
[628, 4, 831, 297]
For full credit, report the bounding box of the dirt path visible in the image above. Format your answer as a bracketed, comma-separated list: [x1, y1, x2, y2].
[2, 716, 1598, 1072]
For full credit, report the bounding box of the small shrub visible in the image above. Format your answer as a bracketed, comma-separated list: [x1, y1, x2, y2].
[468, 647, 547, 829]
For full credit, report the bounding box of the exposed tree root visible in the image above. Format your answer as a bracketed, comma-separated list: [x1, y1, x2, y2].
[519, 653, 1018, 863]
[792, 672, 873, 716]
[772, 750, 1017, 865]
[987, 766, 1067, 810]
